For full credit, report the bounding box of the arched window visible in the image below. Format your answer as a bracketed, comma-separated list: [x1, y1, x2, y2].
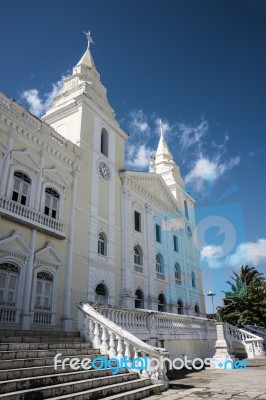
[158, 293, 166, 312]
[0, 263, 19, 308]
[156, 254, 164, 275]
[12, 171, 31, 206]
[135, 289, 144, 309]
[184, 200, 189, 220]
[44, 187, 60, 219]
[101, 128, 108, 157]
[134, 245, 143, 269]
[34, 271, 53, 311]
[98, 232, 107, 256]
[177, 299, 183, 315]
[195, 304, 200, 315]
[95, 283, 108, 304]
[175, 263, 181, 284]
[191, 271, 196, 288]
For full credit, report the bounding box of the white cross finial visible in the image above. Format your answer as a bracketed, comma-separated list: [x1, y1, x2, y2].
[159, 119, 164, 137]
[84, 30, 94, 49]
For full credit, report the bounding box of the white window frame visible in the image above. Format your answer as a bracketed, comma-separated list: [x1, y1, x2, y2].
[7, 165, 36, 209]
[41, 182, 64, 220]
[31, 266, 57, 325]
[0, 257, 25, 323]
[98, 232, 107, 256]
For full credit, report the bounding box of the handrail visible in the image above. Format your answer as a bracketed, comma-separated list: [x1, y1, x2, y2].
[225, 322, 265, 358]
[77, 300, 169, 387]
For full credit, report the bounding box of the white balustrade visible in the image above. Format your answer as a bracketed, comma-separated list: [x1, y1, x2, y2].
[0, 197, 65, 237]
[92, 304, 216, 340]
[0, 307, 16, 323]
[77, 301, 169, 387]
[33, 311, 52, 325]
[244, 325, 266, 344]
[225, 323, 265, 359]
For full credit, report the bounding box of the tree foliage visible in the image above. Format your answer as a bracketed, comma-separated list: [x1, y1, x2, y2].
[217, 265, 266, 327]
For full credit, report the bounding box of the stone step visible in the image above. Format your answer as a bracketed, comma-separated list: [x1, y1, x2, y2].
[46, 380, 163, 400]
[0, 373, 142, 399]
[0, 346, 97, 360]
[0, 352, 104, 370]
[0, 342, 91, 351]
[0, 336, 84, 343]
[0, 367, 127, 394]
[0, 330, 80, 338]
[103, 384, 165, 400]
[0, 357, 115, 380]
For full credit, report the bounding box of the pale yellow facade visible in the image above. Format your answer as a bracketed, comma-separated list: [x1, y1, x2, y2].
[0, 43, 205, 332]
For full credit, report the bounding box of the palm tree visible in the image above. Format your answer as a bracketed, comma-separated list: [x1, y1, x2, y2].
[217, 265, 266, 327]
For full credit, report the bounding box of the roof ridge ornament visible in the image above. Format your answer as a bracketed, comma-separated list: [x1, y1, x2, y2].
[84, 30, 94, 49]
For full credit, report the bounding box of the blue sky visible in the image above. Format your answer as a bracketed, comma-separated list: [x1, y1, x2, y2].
[0, 0, 265, 312]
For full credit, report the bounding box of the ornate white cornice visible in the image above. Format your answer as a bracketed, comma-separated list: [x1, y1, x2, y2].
[0, 93, 83, 170]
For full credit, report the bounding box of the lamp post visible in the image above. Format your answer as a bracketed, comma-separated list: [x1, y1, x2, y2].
[207, 291, 216, 319]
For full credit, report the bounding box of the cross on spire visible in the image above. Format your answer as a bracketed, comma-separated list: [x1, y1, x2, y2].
[159, 119, 164, 137]
[84, 30, 94, 49]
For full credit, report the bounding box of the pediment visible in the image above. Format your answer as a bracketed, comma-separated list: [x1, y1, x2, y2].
[121, 171, 179, 212]
[43, 168, 68, 189]
[35, 243, 62, 268]
[11, 149, 40, 172]
[0, 231, 31, 259]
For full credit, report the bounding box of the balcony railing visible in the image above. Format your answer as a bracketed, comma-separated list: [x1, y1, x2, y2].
[0, 197, 65, 239]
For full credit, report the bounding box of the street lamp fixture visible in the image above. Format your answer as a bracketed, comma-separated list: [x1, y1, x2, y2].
[207, 291, 216, 319]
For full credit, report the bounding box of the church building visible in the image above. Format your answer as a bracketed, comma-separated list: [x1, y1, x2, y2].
[0, 36, 205, 331]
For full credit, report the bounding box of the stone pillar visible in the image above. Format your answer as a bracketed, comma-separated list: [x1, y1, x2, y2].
[0, 134, 13, 197]
[212, 322, 235, 367]
[145, 203, 158, 310]
[34, 151, 44, 209]
[121, 187, 134, 308]
[62, 170, 77, 331]
[21, 229, 36, 330]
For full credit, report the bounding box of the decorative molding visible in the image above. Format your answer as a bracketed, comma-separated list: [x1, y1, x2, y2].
[0, 230, 31, 260]
[11, 149, 41, 173]
[43, 168, 68, 189]
[34, 242, 62, 268]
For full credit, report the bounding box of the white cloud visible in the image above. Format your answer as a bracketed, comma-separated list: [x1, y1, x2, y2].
[201, 245, 224, 259]
[178, 119, 208, 150]
[126, 143, 154, 169]
[185, 156, 240, 194]
[201, 238, 266, 269]
[127, 110, 150, 135]
[21, 74, 68, 117]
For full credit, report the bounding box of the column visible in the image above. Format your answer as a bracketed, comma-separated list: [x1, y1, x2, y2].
[0, 134, 13, 197]
[121, 187, 134, 308]
[62, 170, 77, 331]
[34, 151, 44, 209]
[21, 229, 36, 330]
[145, 203, 157, 310]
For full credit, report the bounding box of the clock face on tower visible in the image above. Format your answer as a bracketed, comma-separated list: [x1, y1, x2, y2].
[98, 161, 110, 181]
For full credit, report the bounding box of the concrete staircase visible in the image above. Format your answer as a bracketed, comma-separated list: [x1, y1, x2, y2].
[0, 329, 164, 400]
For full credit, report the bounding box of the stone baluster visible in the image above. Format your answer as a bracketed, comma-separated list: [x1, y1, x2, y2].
[100, 326, 109, 354]
[116, 336, 123, 358]
[108, 331, 116, 358]
[93, 322, 101, 348]
[124, 341, 131, 360]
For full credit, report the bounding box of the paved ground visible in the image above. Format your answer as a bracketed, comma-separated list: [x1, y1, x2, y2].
[145, 365, 266, 400]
